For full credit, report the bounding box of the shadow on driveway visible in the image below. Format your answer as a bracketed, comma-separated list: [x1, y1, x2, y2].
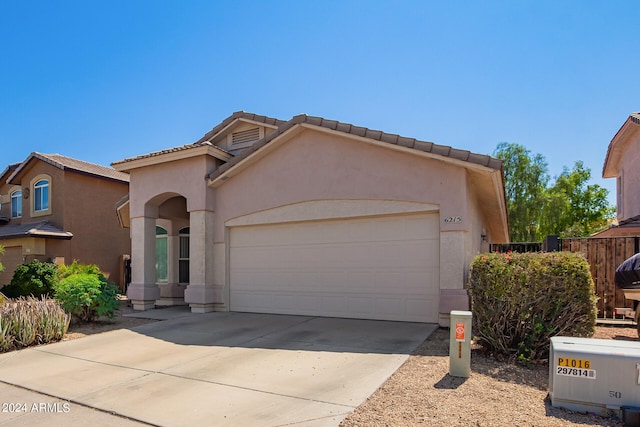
[0, 310, 437, 427]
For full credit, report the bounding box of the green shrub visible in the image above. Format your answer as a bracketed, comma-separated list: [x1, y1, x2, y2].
[8, 260, 59, 298]
[0, 297, 70, 352]
[54, 272, 120, 322]
[468, 252, 597, 361]
[58, 261, 103, 279]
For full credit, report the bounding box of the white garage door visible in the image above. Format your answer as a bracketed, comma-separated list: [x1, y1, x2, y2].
[229, 213, 440, 322]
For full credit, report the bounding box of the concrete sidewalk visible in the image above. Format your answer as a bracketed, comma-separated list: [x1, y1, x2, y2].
[0, 311, 436, 427]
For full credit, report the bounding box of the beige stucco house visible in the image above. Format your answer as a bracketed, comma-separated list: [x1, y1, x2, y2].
[113, 111, 509, 325]
[601, 113, 640, 237]
[0, 153, 131, 289]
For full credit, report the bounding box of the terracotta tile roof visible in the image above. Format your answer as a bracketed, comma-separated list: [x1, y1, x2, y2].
[9, 153, 129, 184]
[111, 141, 228, 166]
[208, 113, 503, 181]
[0, 221, 73, 240]
[193, 111, 286, 144]
[112, 111, 285, 166]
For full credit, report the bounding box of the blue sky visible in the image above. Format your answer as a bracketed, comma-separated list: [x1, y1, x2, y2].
[2, 1, 639, 206]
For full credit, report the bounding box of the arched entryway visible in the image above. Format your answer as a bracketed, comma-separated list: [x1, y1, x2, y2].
[127, 190, 217, 312]
[155, 196, 190, 306]
[128, 193, 191, 309]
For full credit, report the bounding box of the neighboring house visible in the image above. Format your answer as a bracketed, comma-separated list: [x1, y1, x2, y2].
[0, 153, 131, 289]
[600, 113, 640, 237]
[113, 111, 509, 326]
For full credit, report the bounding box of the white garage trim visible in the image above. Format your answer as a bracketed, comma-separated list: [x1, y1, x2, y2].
[225, 199, 439, 227]
[228, 212, 440, 322]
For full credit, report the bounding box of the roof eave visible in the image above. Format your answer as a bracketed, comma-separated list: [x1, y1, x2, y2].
[113, 144, 232, 172]
[603, 114, 640, 178]
[27, 231, 74, 240]
[0, 231, 74, 241]
[7, 153, 39, 184]
[8, 153, 129, 184]
[490, 169, 510, 242]
[208, 120, 502, 187]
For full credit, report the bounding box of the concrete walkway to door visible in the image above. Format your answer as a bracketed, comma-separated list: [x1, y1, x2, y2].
[0, 310, 437, 427]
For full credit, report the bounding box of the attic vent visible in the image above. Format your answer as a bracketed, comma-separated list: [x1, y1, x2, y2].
[231, 128, 260, 145]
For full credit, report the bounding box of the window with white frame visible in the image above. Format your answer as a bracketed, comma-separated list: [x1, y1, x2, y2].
[34, 179, 49, 212]
[155, 226, 168, 283]
[178, 227, 190, 284]
[11, 190, 22, 218]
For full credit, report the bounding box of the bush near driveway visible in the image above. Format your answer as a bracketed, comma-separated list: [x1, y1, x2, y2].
[2, 259, 59, 298]
[54, 262, 120, 322]
[0, 261, 120, 352]
[0, 297, 70, 352]
[468, 252, 597, 361]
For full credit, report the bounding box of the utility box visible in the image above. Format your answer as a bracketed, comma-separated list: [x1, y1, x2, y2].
[449, 310, 472, 378]
[549, 336, 640, 416]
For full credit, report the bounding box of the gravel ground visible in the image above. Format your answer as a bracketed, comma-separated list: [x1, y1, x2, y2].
[340, 325, 637, 427]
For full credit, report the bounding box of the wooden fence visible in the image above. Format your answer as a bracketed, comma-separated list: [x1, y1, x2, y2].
[561, 237, 640, 318]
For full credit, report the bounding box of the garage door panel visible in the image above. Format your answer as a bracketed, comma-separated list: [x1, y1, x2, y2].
[230, 213, 440, 322]
[406, 269, 440, 292]
[405, 215, 439, 239]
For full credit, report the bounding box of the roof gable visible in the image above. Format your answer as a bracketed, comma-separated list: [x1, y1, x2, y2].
[0, 163, 20, 186]
[193, 111, 286, 145]
[603, 113, 640, 178]
[8, 153, 129, 184]
[208, 113, 503, 183]
[112, 111, 284, 170]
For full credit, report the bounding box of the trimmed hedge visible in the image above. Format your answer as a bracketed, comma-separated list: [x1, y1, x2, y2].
[468, 252, 597, 361]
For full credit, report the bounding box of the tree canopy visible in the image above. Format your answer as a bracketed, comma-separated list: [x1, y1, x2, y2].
[494, 142, 615, 242]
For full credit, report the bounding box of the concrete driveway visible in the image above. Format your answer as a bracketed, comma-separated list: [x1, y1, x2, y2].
[0, 309, 436, 427]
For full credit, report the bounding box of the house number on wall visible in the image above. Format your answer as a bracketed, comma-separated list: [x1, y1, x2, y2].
[444, 216, 462, 223]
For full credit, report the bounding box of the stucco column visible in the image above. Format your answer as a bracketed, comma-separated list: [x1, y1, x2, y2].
[127, 216, 160, 310]
[184, 210, 216, 313]
[438, 230, 469, 326]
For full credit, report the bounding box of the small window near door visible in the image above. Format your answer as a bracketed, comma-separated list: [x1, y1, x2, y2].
[156, 226, 168, 283]
[179, 227, 190, 284]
